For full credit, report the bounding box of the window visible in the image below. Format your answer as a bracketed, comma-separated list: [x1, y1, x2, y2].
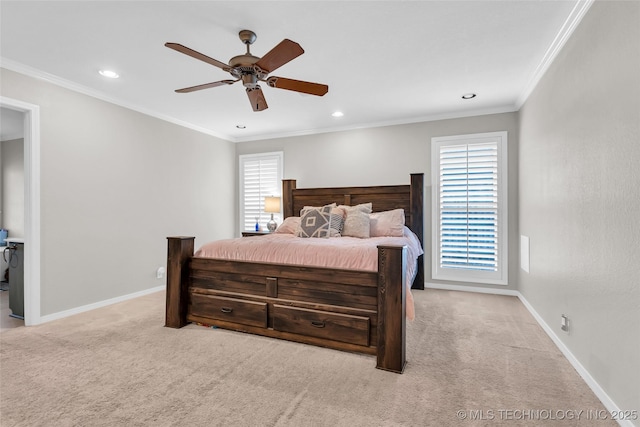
[431, 131, 508, 285]
[239, 152, 283, 233]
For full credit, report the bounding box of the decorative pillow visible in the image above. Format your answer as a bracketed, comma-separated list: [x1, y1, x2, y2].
[301, 204, 344, 237]
[340, 203, 373, 238]
[274, 216, 301, 234]
[338, 203, 372, 239]
[329, 206, 346, 237]
[296, 204, 333, 238]
[342, 209, 370, 238]
[301, 203, 337, 214]
[370, 209, 405, 237]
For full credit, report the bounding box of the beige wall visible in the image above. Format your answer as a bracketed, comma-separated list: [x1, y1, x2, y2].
[519, 1, 639, 415]
[237, 112, 519, 290]
[0, 68, 236, 316]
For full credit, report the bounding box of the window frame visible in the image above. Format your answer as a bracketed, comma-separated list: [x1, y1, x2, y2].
[238, 151, 284, 235]
[431, 131, 508, 285]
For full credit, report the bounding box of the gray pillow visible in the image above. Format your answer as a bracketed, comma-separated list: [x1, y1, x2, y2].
[296, 204, 333, 238]
[301, 204, 343, 237]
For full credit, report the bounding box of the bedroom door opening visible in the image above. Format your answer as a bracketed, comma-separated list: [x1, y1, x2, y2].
[0, 96, 41, 326]
[1, 107, 25, 329]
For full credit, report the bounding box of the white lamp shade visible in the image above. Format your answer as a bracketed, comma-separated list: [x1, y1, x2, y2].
[264, 196, 281, 213]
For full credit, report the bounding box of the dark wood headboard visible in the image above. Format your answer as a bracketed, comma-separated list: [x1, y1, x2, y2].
[282, 173, 424, 289]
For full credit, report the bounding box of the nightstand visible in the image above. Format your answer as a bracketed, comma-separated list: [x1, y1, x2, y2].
[241, 231, 272, 237]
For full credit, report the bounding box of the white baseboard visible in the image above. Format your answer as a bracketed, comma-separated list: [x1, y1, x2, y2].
[39, 285, 164, 324]
[425, 281, 520, 296]
[424, 282, 634, 427]
[516, 293, 635, 427]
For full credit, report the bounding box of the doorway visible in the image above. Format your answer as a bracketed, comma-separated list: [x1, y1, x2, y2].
[0, 96, 41, 326]
[1, 107, 25, 328]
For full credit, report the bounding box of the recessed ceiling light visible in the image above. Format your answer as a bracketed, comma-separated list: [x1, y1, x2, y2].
[461, 93, 476, 100]
[236, 125, 246, 129]
[331, 111, 344, 117]
[99, 69, 119, 79]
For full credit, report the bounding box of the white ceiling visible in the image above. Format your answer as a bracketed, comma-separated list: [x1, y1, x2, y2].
[0, 1, 587, 142]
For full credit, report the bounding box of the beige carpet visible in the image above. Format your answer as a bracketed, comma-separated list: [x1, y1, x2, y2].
[0, 289, 612, 426]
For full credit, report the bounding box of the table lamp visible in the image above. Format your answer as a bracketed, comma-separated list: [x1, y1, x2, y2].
[264, 196, 281, 232]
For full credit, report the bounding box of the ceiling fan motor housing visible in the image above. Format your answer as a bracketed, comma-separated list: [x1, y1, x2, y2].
[229, 53, 266, 88]
[229, 54, 259, 69]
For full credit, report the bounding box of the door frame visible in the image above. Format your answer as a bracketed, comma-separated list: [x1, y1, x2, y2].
[1, 96, 41, 325]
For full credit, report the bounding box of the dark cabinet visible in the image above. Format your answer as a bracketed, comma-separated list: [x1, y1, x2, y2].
[6, 242, 24, 319]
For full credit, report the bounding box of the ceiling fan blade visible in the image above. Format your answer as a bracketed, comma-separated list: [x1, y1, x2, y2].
[266, 77, 328, 96]
[175, 80, 237, 93]
[165, 42, 230, 70]
[255, 39, 304, 73]
[246, 86, 268, 111]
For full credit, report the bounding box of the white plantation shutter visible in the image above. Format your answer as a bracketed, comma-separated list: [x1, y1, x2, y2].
[440, 142, 498, 270]
[432, 132, 508, 285]
[239, 152, 283, 233]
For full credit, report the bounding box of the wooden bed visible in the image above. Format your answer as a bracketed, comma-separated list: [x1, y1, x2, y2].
[165, 173, 424, 373]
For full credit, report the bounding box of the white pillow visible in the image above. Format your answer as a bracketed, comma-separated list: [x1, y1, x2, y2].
[370, 209, 405, 237]
[341, 204, 372, 238]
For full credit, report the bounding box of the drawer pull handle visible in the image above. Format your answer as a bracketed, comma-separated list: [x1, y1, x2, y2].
[311, 321, 325, 328]
[220, 307, 233, 314]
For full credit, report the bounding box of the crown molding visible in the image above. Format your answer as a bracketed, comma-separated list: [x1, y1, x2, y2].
[515, 0, 595, 109]
[2, 58, 520, 144]
[0, 58, 234, 142]
[232, 104, 519, 143]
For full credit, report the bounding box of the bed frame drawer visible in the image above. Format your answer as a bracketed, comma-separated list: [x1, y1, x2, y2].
[191, 294, 267, 328]
[273, 305, 370, 347]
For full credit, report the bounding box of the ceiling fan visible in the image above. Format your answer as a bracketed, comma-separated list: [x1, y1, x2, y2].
[165, 30, 329, 112]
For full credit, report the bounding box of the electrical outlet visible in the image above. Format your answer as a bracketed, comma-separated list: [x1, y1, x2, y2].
[156, 267, 165, 279]
[561, 314, 569, 332]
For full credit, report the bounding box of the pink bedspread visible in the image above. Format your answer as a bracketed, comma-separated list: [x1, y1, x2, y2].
[194, 227, 423, 320]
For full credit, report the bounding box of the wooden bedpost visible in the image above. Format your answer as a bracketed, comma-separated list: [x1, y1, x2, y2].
[165, 236, 195, 328]
[410, 173, 425, 290]
[282, 179, 296, 218]
[376, 245, 407, 373]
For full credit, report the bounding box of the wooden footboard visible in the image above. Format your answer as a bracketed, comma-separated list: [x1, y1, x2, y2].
[165, 237, 407, 373]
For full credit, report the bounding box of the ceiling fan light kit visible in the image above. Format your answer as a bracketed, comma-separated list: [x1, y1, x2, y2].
[166, 30, 328, 112]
